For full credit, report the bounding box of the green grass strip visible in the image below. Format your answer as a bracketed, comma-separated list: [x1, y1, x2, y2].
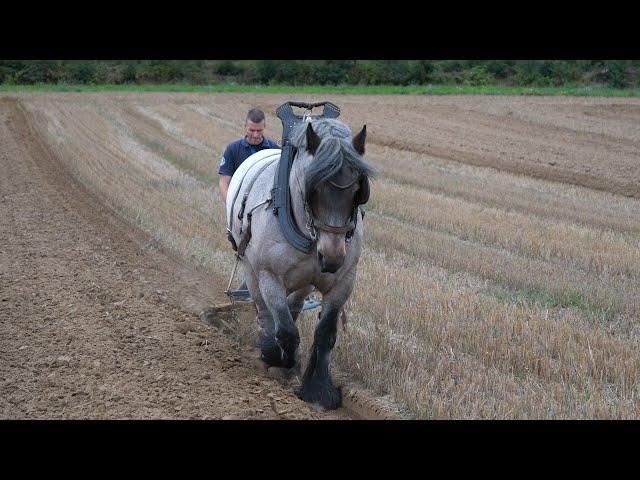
[2, 83, 640, 96]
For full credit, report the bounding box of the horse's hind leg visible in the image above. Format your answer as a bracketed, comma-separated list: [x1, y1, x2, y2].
[244, 267, 273, 337]
[256, 271, 300, 369]
[245, 271, 284, 366]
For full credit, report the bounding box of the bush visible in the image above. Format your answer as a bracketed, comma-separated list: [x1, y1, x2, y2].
[530, 61, 580, 86]
[310, 60, 352, 85]
[368, 61, 413, 85]
[0, 66, 13, 84]
[408, 60, 434, 84]
[93, 65, 111, 84]
[552, 61, 583, 85]
[511, 61, 541, 86]
[604, 61, 629, 88]
[251, 60, 298, 84]
[440, 60, 465, 73]
[122, 63, 137, 83]
[73, 62, 97, 84]
[137, 61, 183, 83]
[465, 66, 494, 86]
[344, 62, 375, 85]
[214, 60, 243, 76]
[252, 60, 278, 84]
[484, 60, 514, 79]
[535, 76, 556, 87]
[13, 61, 63, 84]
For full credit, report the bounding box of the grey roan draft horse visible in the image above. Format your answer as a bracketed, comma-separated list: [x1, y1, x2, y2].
[226, 117, 377, 410]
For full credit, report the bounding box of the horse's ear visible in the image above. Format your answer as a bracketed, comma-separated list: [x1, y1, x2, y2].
[306, 123, 321, 155]
[352, 125, 366, 155]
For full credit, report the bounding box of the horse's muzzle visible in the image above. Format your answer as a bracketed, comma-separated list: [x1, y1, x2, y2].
[317, 250, 342, 273]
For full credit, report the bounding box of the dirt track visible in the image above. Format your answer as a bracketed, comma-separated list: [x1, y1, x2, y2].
[0, 97, 366, 420]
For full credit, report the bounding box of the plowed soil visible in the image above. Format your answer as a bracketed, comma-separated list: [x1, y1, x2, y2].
[0, 97, 362, 420]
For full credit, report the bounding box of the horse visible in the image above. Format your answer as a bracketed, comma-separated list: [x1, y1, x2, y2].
[226, 117, 377, 410]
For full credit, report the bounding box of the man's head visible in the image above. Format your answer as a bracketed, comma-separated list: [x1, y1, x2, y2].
[245, 108, 266, 146]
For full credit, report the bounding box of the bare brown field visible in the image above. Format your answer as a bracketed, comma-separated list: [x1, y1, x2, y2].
[3, 92, 640, 419]
[0, 97, 365, 420]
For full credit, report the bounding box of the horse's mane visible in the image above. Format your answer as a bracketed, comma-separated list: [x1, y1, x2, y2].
[290, 118, 377, 195]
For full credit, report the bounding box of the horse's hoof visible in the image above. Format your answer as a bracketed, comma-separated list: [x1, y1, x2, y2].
[260, 349, 297, 369]
[274, 351, 301, 379]
[274, 329, 299, 368]
[259, 334, 298, 369]
[295, 381, 342, 411]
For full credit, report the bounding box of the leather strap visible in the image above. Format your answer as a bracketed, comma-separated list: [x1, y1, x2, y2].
[271, 144, 314, 253]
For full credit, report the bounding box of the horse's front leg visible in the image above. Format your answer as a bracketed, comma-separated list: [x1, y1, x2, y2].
[295, 280, 354, 410]
[287, 285, 314, 323]
[257, 271, 300, 370]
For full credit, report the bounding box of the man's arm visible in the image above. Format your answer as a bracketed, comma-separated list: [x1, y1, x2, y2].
[219, 174, 232, 204]
[218, 143, 234, 204]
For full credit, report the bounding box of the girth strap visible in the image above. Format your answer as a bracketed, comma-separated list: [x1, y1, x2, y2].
[236, 198, 270, 258]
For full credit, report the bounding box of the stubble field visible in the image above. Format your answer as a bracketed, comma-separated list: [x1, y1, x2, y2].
[3, 92, 640, 419]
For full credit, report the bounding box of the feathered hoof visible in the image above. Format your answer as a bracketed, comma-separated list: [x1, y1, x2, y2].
[295, 380, 342, 411]
[259, 333, 298, 369]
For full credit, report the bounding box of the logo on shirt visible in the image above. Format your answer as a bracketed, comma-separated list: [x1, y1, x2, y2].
[220, 156, 226, 167]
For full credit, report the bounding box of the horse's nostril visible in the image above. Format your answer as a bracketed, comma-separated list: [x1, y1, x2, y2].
[317, 251, 324, 265]
[322, 265, 339, 273]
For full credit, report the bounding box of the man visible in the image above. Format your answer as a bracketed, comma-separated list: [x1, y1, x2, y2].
[218, 107, 280, 204]
[219, 108, 279, 300]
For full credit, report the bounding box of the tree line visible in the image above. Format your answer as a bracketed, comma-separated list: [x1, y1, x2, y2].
[1, 60, 637, 88]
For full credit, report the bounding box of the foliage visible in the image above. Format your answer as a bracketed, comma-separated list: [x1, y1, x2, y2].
[0, 60, 637, 89]
[122, 63, 137, 83]
[465, 66, 494, 86]
[214, 60, 244, 76]
[603, 61, 629, 88]
[73, 62, 97, 84]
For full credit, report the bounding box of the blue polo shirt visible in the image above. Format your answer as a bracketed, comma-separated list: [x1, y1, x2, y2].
[218, 136, 280, 177]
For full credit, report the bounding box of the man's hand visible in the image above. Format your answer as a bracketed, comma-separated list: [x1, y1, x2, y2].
[219, 175, 232, 204]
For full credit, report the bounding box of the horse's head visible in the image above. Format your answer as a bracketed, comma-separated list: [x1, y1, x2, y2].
[292, 118, 377, 273]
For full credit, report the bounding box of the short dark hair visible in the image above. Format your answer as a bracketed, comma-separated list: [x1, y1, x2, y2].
[246, 108, 265, 124]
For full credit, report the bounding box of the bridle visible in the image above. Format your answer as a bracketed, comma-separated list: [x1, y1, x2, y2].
[293, 112, 365, 244]
[296, 175, 361, 243]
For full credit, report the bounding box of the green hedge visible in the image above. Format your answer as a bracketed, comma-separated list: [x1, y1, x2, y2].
[0, 60, 637, 88]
